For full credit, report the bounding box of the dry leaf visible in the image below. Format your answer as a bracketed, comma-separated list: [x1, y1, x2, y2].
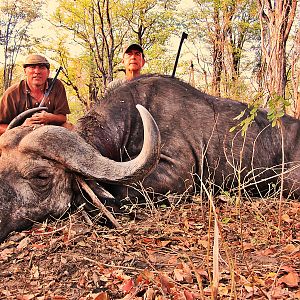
[16, 295, 36, 300]
[242, 242, 254, 251]
[295, 290, 300, 298]
[144, 288, 156, 300]
[122, 278, 134, 294]
[77, 240, 87, 247]
[94, 292, 109, 300]
[270, 286, 288, 299]
[198, 240, 209, 249]
[281, 214, 292, 223]
[260, 248, 276, 256]
[183, 290, 195, 300]
[30, 265, 39, 279]
[120, 288, 139, 300]
[283, 244, 297, 253]
[173, 268, 184, 282]
[158, 240, 171, 247]
[77, 274, 87, 288]
[17, 237, 29, 250]
[160, 274, 175, 294]
[278, 272, 299, 287]
[137, 269, 154, 284]
[0, 248, 14, 260]
[195, 268, 208, 278]
[182, 262, 193, 283]
[280, 265, 295, 273]
[31, 243, 46, 250]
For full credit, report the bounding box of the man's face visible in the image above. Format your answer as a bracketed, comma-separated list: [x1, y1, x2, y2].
[122, 49, 145, 72]
[24, 65, 50, 87]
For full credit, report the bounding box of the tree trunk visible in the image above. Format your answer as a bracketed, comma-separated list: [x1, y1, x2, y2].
[211, 7, 223, 96]
[292, 28, 300, 118]
[258, 0, 297, 106]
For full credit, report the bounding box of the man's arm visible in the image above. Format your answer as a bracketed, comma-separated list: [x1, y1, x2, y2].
[0, 112, 67, 135]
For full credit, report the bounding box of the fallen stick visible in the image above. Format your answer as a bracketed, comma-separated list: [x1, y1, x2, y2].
[76, 176, 121, 229]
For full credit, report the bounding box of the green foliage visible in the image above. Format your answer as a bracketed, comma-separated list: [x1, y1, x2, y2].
[111, 0, 181, 74]
[48, 0, 181, 108]
[230, 92, 291, 136]
[229, 93, 263, 135]
[180, 0, 260, 96]
[68, 99, 85, 125]
[0, 0, 298, 116]
[267, 94, 290, 127]
[0, 0, 44, 91]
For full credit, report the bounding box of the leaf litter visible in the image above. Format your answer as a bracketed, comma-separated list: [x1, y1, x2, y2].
[0, 197, 299, 299]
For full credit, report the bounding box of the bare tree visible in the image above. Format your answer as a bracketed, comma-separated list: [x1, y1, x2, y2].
[258, 0, 297, 106]
[50, 0, 179, 106]
[292, 28, 300, 118]
[52, 0, 128, 101]
[0, 0, 43, 93]
[192, 0, 258, 97]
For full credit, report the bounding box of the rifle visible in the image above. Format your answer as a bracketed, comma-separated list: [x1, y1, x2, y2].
[7, 66, 63, 129]
[39, 66, 63, 107]
[172, 32, 188, 78]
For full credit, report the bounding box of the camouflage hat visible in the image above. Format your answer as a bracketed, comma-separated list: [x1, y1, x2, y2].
[123, 43, 144, 58]
[23, 54, 50, 69]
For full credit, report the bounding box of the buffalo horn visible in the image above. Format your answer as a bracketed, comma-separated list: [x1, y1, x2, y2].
[18, 105, 161, 183]
[7, 107, 48, 129]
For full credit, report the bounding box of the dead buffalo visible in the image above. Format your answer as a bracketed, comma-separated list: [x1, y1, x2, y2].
[1, 74, 299, 242]
[0, 105, 160, 242]
[76, 75, 300, 201]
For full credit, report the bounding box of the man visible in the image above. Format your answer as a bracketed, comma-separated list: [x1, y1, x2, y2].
[106, 43, 145, 92]
[0, 54, 71, 135]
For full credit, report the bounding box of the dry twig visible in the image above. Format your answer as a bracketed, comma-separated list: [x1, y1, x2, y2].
[76, 176, 121, 229]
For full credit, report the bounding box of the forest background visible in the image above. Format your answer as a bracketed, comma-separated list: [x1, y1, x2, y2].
[0, 2, 300, 298]
[0, 0, 299, 125]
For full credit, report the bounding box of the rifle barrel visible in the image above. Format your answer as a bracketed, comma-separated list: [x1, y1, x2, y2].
[39, 66, 63, 107]
[172, 32, 188, 78]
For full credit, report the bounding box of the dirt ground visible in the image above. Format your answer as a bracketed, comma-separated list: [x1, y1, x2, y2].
[0, 197, 299, 299]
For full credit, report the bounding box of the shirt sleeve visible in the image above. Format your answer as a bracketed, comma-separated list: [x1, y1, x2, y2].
[0, 89, 18, 124]
[51, 79, 71, 115]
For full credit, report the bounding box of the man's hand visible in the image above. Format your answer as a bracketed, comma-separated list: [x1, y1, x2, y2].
[22, 111, 49, 126]
[22, 111, 67, 127]
[32, 111, 50, 124]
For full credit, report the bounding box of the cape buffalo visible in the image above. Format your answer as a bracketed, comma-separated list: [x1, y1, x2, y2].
[0, 105, 160, 242]
[76, 75, 300, 202]
[0, 74, 299, 242]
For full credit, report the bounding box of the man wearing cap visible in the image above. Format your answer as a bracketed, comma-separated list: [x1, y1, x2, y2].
[0, 54, 71, 135]
[106, 43, 145, 92]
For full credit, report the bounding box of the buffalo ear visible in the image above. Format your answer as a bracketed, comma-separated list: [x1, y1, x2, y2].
[18, 105, 160, 184]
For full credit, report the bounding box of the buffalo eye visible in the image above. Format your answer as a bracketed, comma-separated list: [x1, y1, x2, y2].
[26, 170, 53, 193]
[32, 172, 52, 186]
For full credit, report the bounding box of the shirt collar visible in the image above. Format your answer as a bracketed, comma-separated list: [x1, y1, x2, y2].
[24, 79, 49, 94]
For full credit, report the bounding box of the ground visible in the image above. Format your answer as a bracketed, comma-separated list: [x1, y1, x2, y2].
[0, 197, 299, 300]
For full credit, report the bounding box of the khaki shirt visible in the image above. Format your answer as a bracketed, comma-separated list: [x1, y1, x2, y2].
[105, 78, 127, 94]
[0, 79, 70, 124]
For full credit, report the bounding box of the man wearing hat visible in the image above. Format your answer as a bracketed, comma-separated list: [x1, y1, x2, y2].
[106, 43, 145, 92]
[0, 54, 70, 135]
